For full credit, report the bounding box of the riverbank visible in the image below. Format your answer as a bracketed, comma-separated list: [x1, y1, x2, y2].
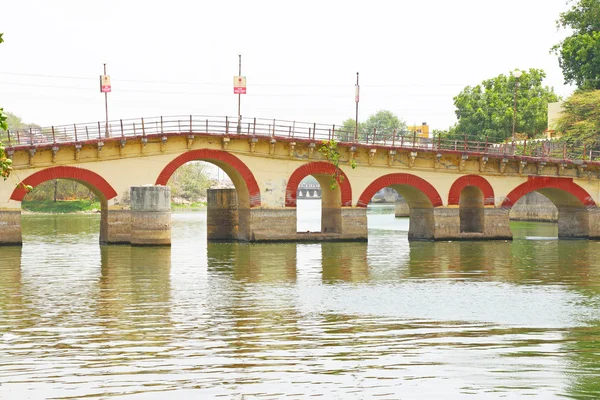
[22, 200, 207, 213]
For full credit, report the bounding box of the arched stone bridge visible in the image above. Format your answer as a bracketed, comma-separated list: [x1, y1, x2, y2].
[1, 115, 600, 244]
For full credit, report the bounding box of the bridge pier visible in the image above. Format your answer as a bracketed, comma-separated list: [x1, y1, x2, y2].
[207, 188, 240, 240]
[129, 186, 171, 246]
[102, 208, 131, 244]
[408, 207, 512, 241]
[0, 209, 22, 245]
[557, 205, 589, 239]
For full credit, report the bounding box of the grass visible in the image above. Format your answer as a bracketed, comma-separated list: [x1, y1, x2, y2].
[171, 201, 207, 211]
[22, 199, 101, 213]
[21, 200, 207, 213]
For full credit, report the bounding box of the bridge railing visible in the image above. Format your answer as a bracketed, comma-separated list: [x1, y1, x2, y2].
[2, 115, 599, 163]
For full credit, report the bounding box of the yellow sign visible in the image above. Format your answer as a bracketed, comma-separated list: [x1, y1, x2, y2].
[100, 75, 111, 93]
[233, 76, 246, 94]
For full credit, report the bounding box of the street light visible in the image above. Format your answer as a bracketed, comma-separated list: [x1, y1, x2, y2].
[511, 70, 523, 142]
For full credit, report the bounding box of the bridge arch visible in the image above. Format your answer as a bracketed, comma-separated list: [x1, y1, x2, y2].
[285, 162, 352, 207]
[501, 176, 595, 209]
[502, 176, 596, 239]
[448, 175, 495, 206]
[10, 166, 117, 201]
[357, 173, 443, 208]
[155, 149, 261, 208]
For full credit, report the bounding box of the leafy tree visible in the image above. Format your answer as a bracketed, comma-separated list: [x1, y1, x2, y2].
[451, 69, 560, 142]
[0, 33, 12, 180]
[167, 162, 214, 201]
[362, 110, 407, 141]
[553, 90, 600, 146]
[552, 0, 600, 90]
[337, 110, 406, 142]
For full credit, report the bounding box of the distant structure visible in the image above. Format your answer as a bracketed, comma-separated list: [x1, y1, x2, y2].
[407, 122, 430, 138]
[546, 101, 564, 139]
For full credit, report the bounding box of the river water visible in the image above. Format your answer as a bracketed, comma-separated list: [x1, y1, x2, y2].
[1, 201, 600, 399]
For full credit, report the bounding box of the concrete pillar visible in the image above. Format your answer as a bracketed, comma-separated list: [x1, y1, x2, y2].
[0, 209, 22, 245]
[207, 188, 239, 240]
[410, 207, 512, 241]
[408, 207, 436, 240]
[322, 207, 341, 233]
[340, 208, 368, 239]
[588, 207, 600, 239]
[241, 208, 297, 241]
[557, 205, 589, 239]
[130, 185, 171, 246]
[101, 208, 131, 244]
[395, 199, 410, 217]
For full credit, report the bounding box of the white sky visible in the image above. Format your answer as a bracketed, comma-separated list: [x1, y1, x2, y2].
[1, 0, 574, 130]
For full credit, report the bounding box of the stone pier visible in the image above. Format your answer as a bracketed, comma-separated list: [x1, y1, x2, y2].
[0, 209, 22, 245]
[207, 188, 240, 240]
[130, 186, 171, 246]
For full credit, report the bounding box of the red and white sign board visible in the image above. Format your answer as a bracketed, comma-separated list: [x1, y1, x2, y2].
[234, 76, 246, 94]
[100, 75, 111, 93]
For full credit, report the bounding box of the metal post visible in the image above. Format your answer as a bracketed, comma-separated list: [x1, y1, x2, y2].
[98, 121, 101, 139]
[120, 119, 124, 138]
[103, 63, 109, 138]
[511, 71, 522, 142]
[29, 128, 33, 145]
[354, 72, 359, 142]
[237, 54, 242, 134]
[6, 130, 11, 146]
[74, 124, 78, 142]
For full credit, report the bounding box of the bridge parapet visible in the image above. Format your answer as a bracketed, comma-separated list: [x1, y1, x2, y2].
[3, 115, 599, 165]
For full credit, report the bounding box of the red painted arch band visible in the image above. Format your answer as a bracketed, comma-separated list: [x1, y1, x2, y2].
[285, 161, 352, 207]
[357, 173, 443, 208]
[448, 175, 495, 206]
[501, 176, 596, 209]
[10, 166, 117, 201]
[155, 149, 261, 207]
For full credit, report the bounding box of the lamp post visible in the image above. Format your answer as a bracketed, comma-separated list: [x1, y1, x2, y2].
[511, 70, 522, 142]
[354, 72, 359, 142]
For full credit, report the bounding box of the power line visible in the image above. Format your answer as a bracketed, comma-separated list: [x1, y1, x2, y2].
[0, 71, 467, 88]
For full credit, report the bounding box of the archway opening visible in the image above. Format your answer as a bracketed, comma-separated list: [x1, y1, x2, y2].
[503, 186, 591, 239]
[459, 186, 484, 233]
[296, 175, 322, 232]
[20, 178, 108, 243]
[296, 174, 342, 233]
[155, 149, 262, 241]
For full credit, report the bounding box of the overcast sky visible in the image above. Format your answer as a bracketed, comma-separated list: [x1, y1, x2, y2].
[1, 0, 575, 130]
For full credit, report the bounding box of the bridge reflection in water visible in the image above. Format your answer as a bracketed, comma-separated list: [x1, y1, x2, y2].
[1, 212, 600, 397]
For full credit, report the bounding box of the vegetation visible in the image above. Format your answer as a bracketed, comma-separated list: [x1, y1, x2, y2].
[0, 33, 11, 181]
[22, 199, 100, 213]
[552, 0, 600, 90]
[554, 90, 600, 146]
[167, 162, 214, 202]
[449, 69, 560, 142]
[337, 110, 407, 142]
[319, 139, 356, 190]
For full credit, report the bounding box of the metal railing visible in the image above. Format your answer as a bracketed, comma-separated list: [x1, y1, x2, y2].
[1, 115, 598, 163]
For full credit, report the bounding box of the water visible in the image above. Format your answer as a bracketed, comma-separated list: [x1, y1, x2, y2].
[1, 202, 600, 399]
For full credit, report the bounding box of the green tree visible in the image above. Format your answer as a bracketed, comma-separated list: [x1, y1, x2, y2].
[0, 33, 12, 180]
[362, 110, 407, 141]
[168, 162, 214, 201]
[552, 0, 600, 90]
[337, 110, 406, 142]
[553, 90, 600, 146]
[452, 69, 560, 142]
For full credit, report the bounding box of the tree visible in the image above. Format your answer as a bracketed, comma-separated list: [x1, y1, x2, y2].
[362, 110, 407, 141]
[0, 33, 12, 180]
[552, 0, 600, 90]
[553, 90, 600, 146]
[167, 162, 214, 201]
[451, 69, 560, 142]
[337, 110, 406, 142]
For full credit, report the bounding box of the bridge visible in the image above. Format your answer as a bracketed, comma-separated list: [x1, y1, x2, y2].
[1, 114, 600, 245]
